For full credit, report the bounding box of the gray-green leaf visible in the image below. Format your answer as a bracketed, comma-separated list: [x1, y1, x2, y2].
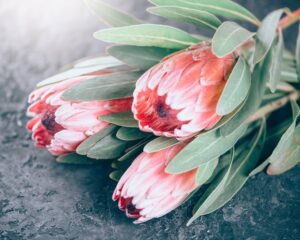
[150, 0, 259, 25]
[267, 101, 300, 174]
[94, 24, 201, 49]
[212, 22, 255, 57]
[267, 124, 300, 175]
[254, 9, 284, 64]
[87, 134, 127, 159]
[195, 158, 219, 186]
[56, 153, 97, 165]
[221, 49, 272, 136]
[296, 23, 300, 77]
[100, 112, 139, 128]
[76, 125, 118, 155]
[37, 56, 123, 88]
[148, 6, 221, 30]
[118, 139, 149, 162]
[166, 124, 247, 174]
[143, 137, 179, 153]
[85, 0, 141, 27]
[217, 57, 251, 115]
[107, 45, 175, 70]
[62, 71, 142, 101]
[269, 31, 284, 92]
[109, 170, 124, 182]
[116, 127, 151, 141]
[281, 68, 299, 83]
[250, 101, 300, 176]
[188, 120, 266, 225]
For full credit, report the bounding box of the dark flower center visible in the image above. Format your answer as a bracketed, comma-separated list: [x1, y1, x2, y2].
[41, 107, 63, 134]
[135, 89, 190, 134]
[123, 197, 141, 218]
[126, 202, 137, 213]
[156, 102, 168, 118]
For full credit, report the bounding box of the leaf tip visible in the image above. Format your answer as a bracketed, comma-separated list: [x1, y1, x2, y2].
[186, 217, 195, 227]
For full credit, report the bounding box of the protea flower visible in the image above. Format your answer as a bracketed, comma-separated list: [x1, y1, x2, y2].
[113, 143, 197, 223]
[27, 72, 132, 155]
[132, 42, 236, 139]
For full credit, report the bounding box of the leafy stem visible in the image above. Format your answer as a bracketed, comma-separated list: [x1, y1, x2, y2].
[247, 90, 300, 123]
[279, 8, 300, 29]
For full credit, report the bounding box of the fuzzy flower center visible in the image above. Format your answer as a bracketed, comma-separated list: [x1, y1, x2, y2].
[41, 107, 63, 134]
[134, 89, 189, 134]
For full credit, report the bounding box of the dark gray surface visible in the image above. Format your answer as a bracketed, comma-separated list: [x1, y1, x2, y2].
[0, 0, 299, 239]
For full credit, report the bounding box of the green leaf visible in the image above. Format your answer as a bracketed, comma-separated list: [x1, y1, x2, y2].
[143, 137, 179, 153]
[85, 0, 141, 27]
[254, 9, 284, 64]
[118, 139, 149, 162]
[150, 0, 259, 25]
[188, 120, 266, 225]
[111, 139, 151, 176]
[267, 124, 300, 175]
[76, 125, 118, 155]
[217, 57, 251, 115]
[250, 101, 300, 176]
[94, 24, 201, 49]
[208, 102, 245, 132]
[148, 6, 221, 30]
[62, 71, 142, 101]
[283, 49, 295, 61]
[281, 68, 299, 83]
[37, 56, 123, 88]
[112, 142, 147, 170]
[100, 112, 138, 128]
[195, 158, 219, 186]
[263, 91, 286, 102]
[221, 49, 272, 136]
[73, 56, 123, 68]
[296, 23, 300, 76]
[107, 45, 175, 70]
[166, 123, 247, 174]
[109, 170, 124, 182]
[266, 101, 300, 175]
[212, 22, 255, 57]
[56, 153, 97, 165]
[204, 150, 234, 185]
[269, 31, 284, 92]
[189, 149, 235, 220]
[87, 134, 127, 159]
[268, 101, 300, 162]
[116, 127, 151, 141]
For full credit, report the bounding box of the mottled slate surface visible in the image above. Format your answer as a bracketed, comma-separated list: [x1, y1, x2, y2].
[0, 0, 299, 239]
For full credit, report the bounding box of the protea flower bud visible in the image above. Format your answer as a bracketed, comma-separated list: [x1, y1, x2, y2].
[132, 42, 236, 139]
[113, 143, 197, 223]
[27, 73, 132, 155]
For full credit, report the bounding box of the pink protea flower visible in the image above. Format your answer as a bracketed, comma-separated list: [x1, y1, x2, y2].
[113, 143, 197, 223]
[27, 73, 132, 155]
[132, 42, 236, 139]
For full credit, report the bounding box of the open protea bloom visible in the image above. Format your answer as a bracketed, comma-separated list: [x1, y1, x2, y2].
[27, 73, 132, 155]
[113, 143, 197, 223]
[132, 42, 236, 139]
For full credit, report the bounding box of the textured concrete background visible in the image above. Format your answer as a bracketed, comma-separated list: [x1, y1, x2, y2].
[0, 0, 299, 239]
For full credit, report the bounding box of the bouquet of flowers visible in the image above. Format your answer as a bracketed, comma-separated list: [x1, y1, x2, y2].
[26, 0, 300, 225]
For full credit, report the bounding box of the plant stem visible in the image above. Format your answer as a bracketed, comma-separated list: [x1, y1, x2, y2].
[279, 8, 300, 29]
[247, 91, 300, 123]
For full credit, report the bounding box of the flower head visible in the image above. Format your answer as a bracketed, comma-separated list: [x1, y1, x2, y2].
[113, 143, 197, 223]
[132, 42, 235, 139]
[27, 71, 132, 155]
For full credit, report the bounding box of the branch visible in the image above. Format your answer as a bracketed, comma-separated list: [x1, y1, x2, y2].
[247, 91, 300, 123]
[279, 8, 300, 29]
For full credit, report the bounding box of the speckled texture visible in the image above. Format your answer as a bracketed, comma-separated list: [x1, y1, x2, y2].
[0, 0, 299, 239]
